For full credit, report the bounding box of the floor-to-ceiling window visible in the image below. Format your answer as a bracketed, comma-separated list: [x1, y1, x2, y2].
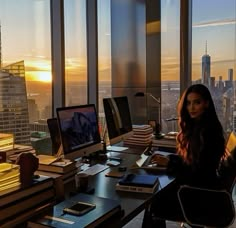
[161, 0, 180, 133]
[192, 0, 236, 133]
[64, 0, 87, 106]
[97, 0, 111, 136]
[97, 0, 111, 114]
[0, 0, 51, 144]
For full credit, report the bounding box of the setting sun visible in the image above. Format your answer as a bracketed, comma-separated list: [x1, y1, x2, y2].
[37, 71, 52, 83]
[27, 71, 52, 83]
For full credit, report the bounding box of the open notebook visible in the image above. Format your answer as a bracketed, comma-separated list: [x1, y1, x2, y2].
[37, 154, 62, 165]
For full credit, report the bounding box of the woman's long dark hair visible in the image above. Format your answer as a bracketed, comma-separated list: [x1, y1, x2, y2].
[176, 84, 225, 163]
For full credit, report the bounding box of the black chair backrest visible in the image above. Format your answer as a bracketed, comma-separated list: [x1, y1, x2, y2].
[218, 132, 236, 192]
[178, 186, 235, 227]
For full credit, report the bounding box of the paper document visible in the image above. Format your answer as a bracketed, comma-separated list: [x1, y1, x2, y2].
[37, 155, 61, 165]
[106, 145, 128, 152]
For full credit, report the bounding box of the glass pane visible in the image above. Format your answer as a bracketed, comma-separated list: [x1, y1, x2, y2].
[192, 0, 236, 133]
[64, 0, 87, 106]
[0, 0, 51, 145]
[161, 0, 180, 133]
[97, 0, 111, 139]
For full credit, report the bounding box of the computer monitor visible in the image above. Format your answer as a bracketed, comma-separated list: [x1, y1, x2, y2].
[56, 104, 102, 160]
[103, 96, 133, 146]
[47, 118, 61, 155]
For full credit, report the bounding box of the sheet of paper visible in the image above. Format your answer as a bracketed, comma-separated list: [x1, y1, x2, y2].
[106, 145, 128, 152]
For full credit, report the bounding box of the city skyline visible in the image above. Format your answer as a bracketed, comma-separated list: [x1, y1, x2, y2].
[0, 0, 235, 83]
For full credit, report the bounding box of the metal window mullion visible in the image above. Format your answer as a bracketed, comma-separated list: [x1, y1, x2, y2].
[180, 0, 192, 95]
[86, 0, 98, 109]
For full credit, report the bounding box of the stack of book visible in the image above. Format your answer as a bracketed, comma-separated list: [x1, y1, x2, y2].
[0, 175, 55, 227]
[0, 133, 14, 151]
[116, 173, 159, 194]
[37, 154, 77, 174]
[0, 163, 21, 195]
[152, 131, 177, 151]
[124, 125, 153, 146]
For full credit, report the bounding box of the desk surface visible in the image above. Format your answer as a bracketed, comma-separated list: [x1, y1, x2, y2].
[68, 146, 175, 226]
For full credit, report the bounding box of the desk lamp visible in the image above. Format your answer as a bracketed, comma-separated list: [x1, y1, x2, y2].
[134, 92, 164, 139]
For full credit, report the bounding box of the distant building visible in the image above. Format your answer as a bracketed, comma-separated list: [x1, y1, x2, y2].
[29, 119, 49, 132]
[28, 98, 40, 123]
[218, 76, 224, 91]
[202, 42, 211, 85]
[0, 61, 31, 144]
[228, 68, 233, 81]
[233, 81, 236, 133]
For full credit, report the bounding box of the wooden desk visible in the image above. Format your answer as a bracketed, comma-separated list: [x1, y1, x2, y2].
[89, 152, 174, 226]
[0, 175, 56, 228]
[29, 147, 175, 227]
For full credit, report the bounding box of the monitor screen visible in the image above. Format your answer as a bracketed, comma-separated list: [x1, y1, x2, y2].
[103, 96, 133, 145]
[56, 104, 102, 160]
[47, 118, 61, 155]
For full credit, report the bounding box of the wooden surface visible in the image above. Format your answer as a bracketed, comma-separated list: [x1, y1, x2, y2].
[67, 146, 175, 226]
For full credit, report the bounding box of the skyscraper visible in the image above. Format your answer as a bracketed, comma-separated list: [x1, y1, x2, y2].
[0, 62, 31, 145]
[202, 41, 211, 85]
[0, 24, 31, 144]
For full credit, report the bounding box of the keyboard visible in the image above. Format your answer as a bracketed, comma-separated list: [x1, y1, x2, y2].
[79, 164, 109, 176]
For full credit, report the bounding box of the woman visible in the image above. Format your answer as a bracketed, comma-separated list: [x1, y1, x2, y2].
[142, 84, 227, 228]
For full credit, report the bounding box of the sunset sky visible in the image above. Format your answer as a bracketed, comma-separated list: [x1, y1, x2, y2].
[0, 0, 235, 82]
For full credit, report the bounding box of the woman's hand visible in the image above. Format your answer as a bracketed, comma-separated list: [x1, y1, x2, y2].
[150, 154, 170, 167]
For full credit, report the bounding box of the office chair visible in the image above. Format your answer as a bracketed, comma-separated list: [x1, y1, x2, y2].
[178, 186, 235, 227]
[178, 132, 236, 228]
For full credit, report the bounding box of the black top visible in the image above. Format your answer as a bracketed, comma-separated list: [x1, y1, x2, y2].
[168, 120, 225, 189]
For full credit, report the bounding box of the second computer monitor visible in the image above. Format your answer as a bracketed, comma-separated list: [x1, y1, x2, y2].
[56, 104, 102, 160]
[103, 96, 133, 145]
[47, 118, 61, 155]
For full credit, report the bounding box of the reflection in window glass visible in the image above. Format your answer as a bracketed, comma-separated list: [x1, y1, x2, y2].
[161, 0, 180, 133]
[64, 0, 87, 106]
[0, 0, 51, 145]
[192, 0, 236, 133]
[97, 0, 111, 135]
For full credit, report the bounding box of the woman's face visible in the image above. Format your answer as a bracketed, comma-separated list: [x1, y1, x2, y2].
[186, 92, 209, 119]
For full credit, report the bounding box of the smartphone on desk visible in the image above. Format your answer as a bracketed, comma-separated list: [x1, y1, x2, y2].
[63, 201, 96, 216]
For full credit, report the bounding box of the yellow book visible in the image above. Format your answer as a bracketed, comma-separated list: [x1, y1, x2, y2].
[0, 174, 20, 186]
[0, 178, 20, 189]
[0, 181, 21, 195]
[0, 163, 20, 182]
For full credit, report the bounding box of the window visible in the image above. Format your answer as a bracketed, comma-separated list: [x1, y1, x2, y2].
[192, 0, 236, 133]
[161, 0, 180, 133]
[0, 0, 51, 144]
[97, 0, 111, 134]
[64, 0, 87, 106]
